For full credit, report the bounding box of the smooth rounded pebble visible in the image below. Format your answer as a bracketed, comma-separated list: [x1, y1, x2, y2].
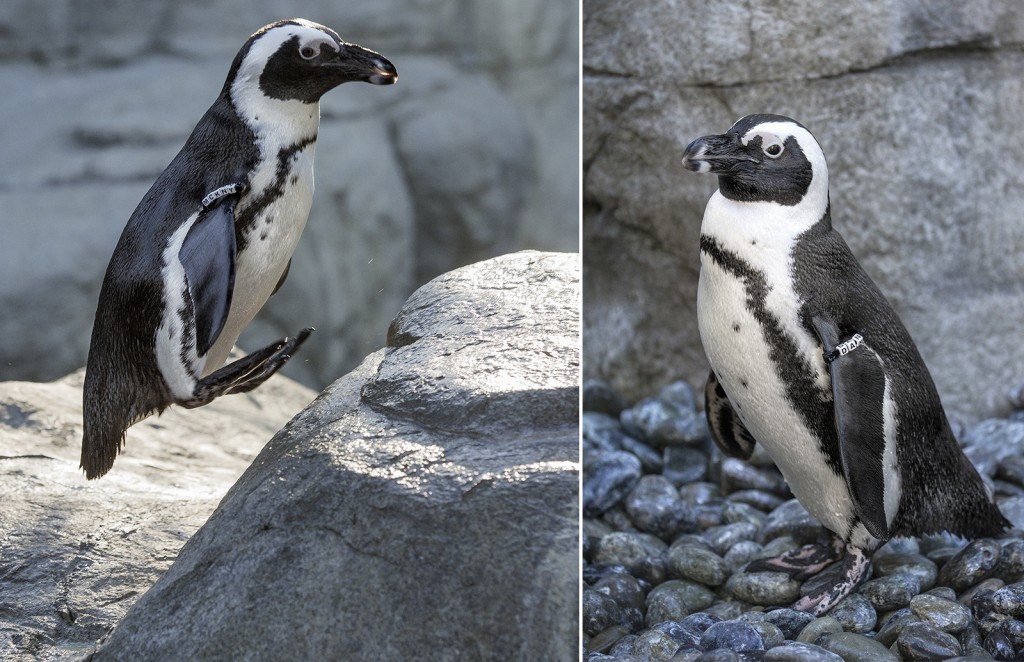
[667, 544, 729, 587]
[722, 501, 767, 528]
[651, 619, 702, 649]
[725, 571, 801, 606]
[728, 489, 785, 512]
[759, 499, 821, 545]
[625, 475, 691, 539]
[623, 396, 699, 447]
[995, 617, 1024, 652]
[583, 589, 624, 637]
[995, 539, 1024, 583]
[992, 581, 1024, 617]
[703, 522, 759, 556]
[937, 538, 1002, 592]
[591, 572, 647, 612]
[896, 621, 963, 660]
[662, 446, 710, 486]
[762, 608, 816, 640]
[795, 616, 843, 645]
[633, 628, 682, 661]
[984, 629, 1017, 659]
[619, 433, 663, 473]
[829, 593, 877, 634]
[657, 380, 697, 412]
[910, 592, 972, 633]
[858, 572, 921, 611]
[699, 620, 764, 653]
[737, 616, 785, 649]
[724, 540, 765, 572]
[764, 641, 843, 662]
[720, 457, 788, 495]
[971, 587, 1014, 636]
[593, 531, 666, 567]
[585, 625, 630, 654]
[819, 631, 898, 662]
[644, 580, 716, 626]
[874, 608, 920, 647]
[872, 553, 938, 591]
[583, 450, 642, 516]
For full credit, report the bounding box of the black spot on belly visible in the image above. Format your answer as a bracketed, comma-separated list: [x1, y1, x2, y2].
[741, 379, 748, 389]
[751, 239, 757, 246]
[260, 231, 268, 241]
[264, 215, 273, 225]
[235, 136, 315, 252]
[289, 175, 299, 185]
[733, 323, 741, 332]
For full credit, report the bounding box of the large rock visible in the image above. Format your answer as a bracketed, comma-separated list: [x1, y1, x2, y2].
[0, 365, 316, 661]
[0, 0, 578, 390]
[89, 251, 579, 660]
[583, 0, 1024, 419]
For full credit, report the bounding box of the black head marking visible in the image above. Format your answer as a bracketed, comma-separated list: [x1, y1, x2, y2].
[222, 19, 397, 105]
[682, 114, 818, 206]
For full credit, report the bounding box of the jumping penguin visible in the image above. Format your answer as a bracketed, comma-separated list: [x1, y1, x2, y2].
[81, 19, 397, 479]
[681, 114, 1009, 615]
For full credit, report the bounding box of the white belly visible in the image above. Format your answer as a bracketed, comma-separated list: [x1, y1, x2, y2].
[697, 255, 858, 539]
[202, 142, 316, 374]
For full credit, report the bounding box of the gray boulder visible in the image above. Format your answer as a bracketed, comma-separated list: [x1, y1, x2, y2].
[583, 0, 1024, 419]
[0, 366, 316, 661]
[90, 251, 579, 661]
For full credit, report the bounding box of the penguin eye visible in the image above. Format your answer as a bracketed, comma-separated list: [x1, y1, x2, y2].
[764, 142, 784, 158]
[299, 45, 318, 60]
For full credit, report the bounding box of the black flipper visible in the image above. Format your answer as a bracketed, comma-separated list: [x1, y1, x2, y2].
[705, 370, 757, 459]
[810, 313, 889, 540]
[179, 194, 239, 357]
[271, 258, 291, 297]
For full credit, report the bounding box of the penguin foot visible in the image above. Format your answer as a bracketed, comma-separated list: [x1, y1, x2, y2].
[791, 544, 872, 616]
[180, 328, 314, 408]
[745, 534, 844, 581]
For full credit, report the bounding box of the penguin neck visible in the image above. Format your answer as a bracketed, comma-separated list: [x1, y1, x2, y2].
[228, 77, 321, 147]
[700, 189, 831, 267]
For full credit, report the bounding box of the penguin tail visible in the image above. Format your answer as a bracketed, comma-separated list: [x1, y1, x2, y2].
[80, 362, 155, 479]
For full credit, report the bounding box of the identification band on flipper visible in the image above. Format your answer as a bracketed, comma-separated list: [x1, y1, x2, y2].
[824, 333, 864, 364]
[201, 182, 248, 209]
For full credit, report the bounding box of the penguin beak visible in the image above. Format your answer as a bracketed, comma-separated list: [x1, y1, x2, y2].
[681, 133, 757, 174]
[328, 43, 398, 86]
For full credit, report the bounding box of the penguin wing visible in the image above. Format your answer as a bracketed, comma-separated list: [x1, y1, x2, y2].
[704, 371, 757, 459]
[179, 195, 238, 357]
[809, 313, 889, 540]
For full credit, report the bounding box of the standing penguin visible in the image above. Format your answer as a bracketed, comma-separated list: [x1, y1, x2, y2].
[681, 114, 1009, 615]
[81, 19, 397, 479]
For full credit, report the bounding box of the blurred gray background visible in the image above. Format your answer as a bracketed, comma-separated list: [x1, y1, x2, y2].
[0, 0, 579, 390]
[584, 0, 1024, 422]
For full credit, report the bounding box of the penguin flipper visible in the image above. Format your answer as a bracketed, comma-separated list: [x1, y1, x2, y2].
[271, 259, 291, 297]
[810, 314, 889, 540]
[179, 195, 238, 357]
[705, 370, 757, 459]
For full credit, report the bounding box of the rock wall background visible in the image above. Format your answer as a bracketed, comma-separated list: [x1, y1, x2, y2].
[0, 0, 578, 390]
[583, 0, 1024, 421]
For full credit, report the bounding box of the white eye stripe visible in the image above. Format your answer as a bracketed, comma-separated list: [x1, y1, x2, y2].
[297, 35, 338, 60]
[743, 130, 786, 159]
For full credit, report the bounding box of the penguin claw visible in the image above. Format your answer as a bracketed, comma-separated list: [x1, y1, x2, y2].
[181, 328, 314, 406]
[790, 543, 873, 616]
[745, 535, 844, 581]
